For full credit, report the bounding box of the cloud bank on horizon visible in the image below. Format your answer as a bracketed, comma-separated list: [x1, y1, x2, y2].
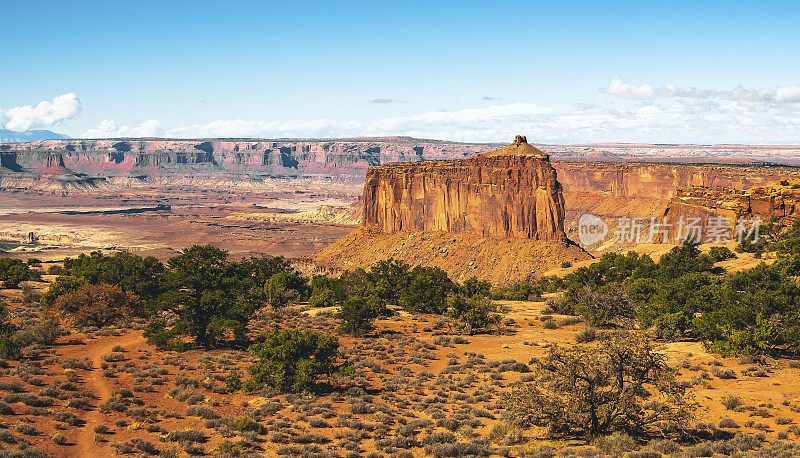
[0, 93, 81, 132]
[7, 78, 800, 144]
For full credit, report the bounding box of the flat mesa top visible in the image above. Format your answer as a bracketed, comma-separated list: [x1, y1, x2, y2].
[479, 135, 549, 158]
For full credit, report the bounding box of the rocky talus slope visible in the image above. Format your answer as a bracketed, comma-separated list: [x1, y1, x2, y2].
[312, 229, 587, 285]
[315, 136, 590, 284]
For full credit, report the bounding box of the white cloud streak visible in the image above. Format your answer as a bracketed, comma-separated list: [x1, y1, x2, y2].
[603, 76, 800, 106]
[82, 119, 162, 138]
[78, 78, 800, 144]
[0, 93, 81, 131]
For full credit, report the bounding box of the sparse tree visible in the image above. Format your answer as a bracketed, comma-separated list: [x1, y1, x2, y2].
[50, 283, 139, 327]
[150, 245, 254, 348]
[504, 332, 694, 440]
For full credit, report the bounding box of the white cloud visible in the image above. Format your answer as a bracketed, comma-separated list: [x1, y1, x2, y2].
[777, 86, 800, 103]
[602, 76, 656, 99]
[604, 77, 800, 107]
[83, 119, 162, 138]
[77, 78, 800, 144]
[165, 118, 344, 138]
[80, 95, 800, 144]
[0, 93, 81, 131]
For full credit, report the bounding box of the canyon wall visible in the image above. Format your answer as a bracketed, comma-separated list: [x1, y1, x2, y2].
[0, 138, 494, 187]
[555, 162, 800, 199]
[3, 138, 800, 191]
[666, 184, 800, 228]
[362, 138, 566, 240]
[554, 162, 800, 251]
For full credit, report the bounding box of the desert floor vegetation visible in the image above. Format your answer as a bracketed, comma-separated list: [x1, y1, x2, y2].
[1, 232, 800, 457]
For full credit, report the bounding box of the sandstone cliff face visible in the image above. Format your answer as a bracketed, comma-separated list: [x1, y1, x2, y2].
[667, 184, 800, 227]
[555, 162, 800, 251]
[362, 139, 566, 240]
[555, 162, 800, 199]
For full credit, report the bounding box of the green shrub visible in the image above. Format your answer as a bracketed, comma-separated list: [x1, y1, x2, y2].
[225, 370, 242, 391]
[447, 294, 500, 335]
[308, 289, 336, 308]
[594, 431, 636, 454]
[228, 415, 261, 432]
[338, 295, 385, 336]
[143, 319, 188, 351]
[0, 303, 19, 359]
[709, 246, 736, 262]
[245, 328, 338, 393]
[737, 228, 768, 255]
[58, 251, 165, 302]
[397, 265, 455, 314]
[264, 271, 307, 308]
[0, 258, 30, 288]
[490, 276, 560, 301]
[460, 277, 492, 298]
[50, 283, 140, 327]
[548, 231, 800, 356]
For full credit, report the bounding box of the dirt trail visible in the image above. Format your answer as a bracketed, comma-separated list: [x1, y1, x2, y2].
[72, 332, 147, 458]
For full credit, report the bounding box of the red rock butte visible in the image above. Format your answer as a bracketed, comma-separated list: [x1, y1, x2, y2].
[315, 136, 589, 284]
[362, 135, 567, 240]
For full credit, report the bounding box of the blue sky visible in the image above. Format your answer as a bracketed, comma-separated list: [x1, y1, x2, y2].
[2, 0, 800, 143]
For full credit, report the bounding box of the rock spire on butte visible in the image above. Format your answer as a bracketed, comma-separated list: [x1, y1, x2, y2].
[481, 134, 549, 158]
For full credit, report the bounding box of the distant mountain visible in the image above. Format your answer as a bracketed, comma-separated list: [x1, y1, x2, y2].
[0, 129, 70, 142]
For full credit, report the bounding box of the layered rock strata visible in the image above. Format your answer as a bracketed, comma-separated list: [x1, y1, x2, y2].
[362, 136, 567, 240]
[666, 184, 800, 228]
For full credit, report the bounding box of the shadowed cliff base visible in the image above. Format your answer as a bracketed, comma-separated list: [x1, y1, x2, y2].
[312, 228, 590, 285]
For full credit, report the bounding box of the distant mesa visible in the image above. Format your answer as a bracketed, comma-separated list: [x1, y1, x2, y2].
[0, 129, 69, 143]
